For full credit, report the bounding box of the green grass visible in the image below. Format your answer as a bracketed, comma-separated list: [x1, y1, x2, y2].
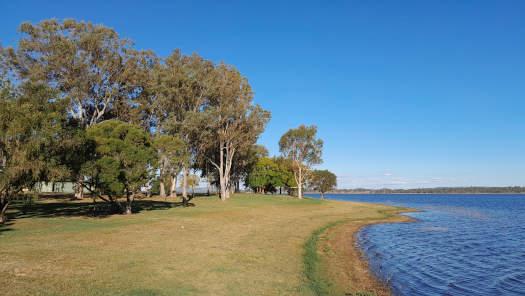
[1, 194, 401, 295]
[303, 220, 345, 296]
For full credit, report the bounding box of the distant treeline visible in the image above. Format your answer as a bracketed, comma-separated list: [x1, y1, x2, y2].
[330, 187, 525, 194]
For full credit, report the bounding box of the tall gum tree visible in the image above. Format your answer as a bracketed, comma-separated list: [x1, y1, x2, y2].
[199, 63, 270, 200]
[154, 50, 215, 203]
[153, 134, 187, 199]
[279, 125, 323, 199]
[2, 18, 154, 199]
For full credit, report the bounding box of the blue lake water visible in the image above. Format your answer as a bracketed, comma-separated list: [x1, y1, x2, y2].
[306, 194, 525, 296]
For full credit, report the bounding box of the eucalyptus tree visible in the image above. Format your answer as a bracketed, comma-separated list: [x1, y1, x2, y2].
[82, 120, 156, 215]
[3, 19, 152, 126]
[279, 125, 323, 199]
[153, 134, 187, 198]
[154, 50, 215, 203]
[198, 63, 271, 200]
[0, 79, 68, 223]
[309, 170, 337, 199]
[2, 18, 155, 198]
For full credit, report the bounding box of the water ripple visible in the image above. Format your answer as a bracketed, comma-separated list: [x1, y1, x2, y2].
[342, 194, 525, 296]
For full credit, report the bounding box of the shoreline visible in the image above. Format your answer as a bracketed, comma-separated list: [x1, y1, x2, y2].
[307, 192, 525, 195]
[314, 204, 421, 295]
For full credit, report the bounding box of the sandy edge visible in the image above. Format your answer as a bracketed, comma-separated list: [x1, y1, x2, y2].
[318, 206, 421, 295]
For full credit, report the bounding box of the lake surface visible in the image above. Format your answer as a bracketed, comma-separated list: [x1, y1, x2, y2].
[306, 194, 525, 296]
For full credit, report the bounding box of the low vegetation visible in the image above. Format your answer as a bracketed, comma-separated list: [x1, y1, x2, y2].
[0, 194, 407, 296]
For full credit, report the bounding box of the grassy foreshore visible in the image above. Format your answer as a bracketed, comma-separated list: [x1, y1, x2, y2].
[0, 194, 413, 296]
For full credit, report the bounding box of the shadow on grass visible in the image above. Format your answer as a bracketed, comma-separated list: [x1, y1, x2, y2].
[0, 222, 14, 235]
[8, 197, 195, 221]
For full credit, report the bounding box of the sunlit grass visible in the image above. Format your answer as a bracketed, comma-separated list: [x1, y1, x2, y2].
[1, 194, 405, 295]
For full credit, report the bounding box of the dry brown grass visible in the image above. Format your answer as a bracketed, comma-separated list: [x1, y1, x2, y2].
[0, 194, 411, 296]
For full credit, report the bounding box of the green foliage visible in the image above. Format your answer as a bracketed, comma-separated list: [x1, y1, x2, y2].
[4, 19, 155, 127]
[310, 170, 337, 197]
[247, 158, 285, 193]
[154, 134, 187, 186]
[193, 63, 271, 199]
[2, 18, 274, 208]
[0, 79, 69, 222]
[279, 125, 323, 198]
[84, 120, 156, 213]
[273, 157, 298, 188]
[279, 125, 323, 167]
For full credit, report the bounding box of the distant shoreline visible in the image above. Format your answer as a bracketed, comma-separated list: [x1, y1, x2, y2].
[307, 191, 525, 195]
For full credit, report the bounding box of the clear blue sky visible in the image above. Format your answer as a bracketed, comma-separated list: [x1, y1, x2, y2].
[2, 0, 524, 188]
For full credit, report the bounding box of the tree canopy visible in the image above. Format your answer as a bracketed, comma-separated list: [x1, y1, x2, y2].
[247, 157, 287, 194]
[279, 125, 323, 199]
[309, 170, 337, 199]
[83, 120, 156, 214]
[0, 79, 69, 222]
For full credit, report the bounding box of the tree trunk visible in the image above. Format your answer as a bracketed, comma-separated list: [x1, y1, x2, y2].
[158, 156, 166, 198]
[212, 141, 235, 201]
[297, 167, 303, 199]
[74, 177, 84, 199]
[125, 191, 134, 215]
[206, 179, 210, 196]
[220, 178, 227, 201]
[182, 165, 188, 202]
[170, 174, 177, 198]
[320, 192, 324, 199]
[218, 142, 227, 201]
[224, 146, 234, 199]
[0, 200, 9, 224]
[91, 196, 97, 216]
[159, 180, 166, 198]
[229, 184, 234, 197]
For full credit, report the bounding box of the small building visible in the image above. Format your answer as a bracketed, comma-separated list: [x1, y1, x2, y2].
[35, 182, 87, 194]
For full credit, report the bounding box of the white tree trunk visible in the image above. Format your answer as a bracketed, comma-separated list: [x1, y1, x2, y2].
[159, 158, 166, 198]
[219, 142, 227, 200]
[182, 165, 188, 201]
[170, 174, 177, 198]
[159, 181, 166, 198]
[211, 141, 236, 201]
[297, 166, 303, 199]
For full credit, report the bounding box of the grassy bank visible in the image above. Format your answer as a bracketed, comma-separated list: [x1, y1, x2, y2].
[1, 194, 410, 295]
